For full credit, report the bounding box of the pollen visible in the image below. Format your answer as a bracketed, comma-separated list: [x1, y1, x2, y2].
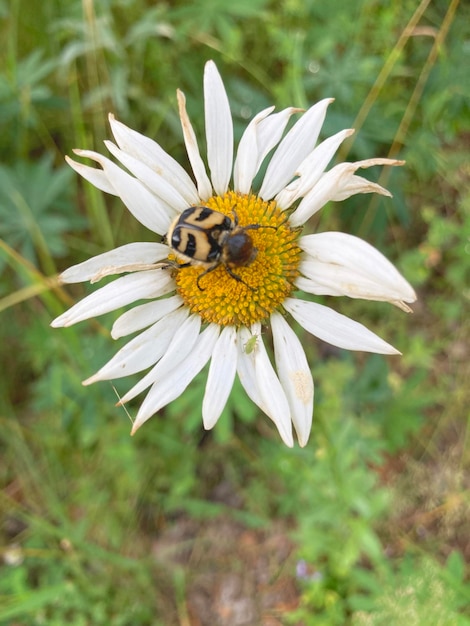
[173, 191, 302, 327]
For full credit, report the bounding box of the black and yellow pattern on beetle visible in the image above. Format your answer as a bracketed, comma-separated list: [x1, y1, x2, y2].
[164, 206, 272, 290]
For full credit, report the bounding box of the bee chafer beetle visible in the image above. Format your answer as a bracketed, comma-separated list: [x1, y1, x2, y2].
[164, 206, 271, 290]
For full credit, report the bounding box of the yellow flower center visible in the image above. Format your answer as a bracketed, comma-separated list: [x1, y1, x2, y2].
[173, 191, 301, 326]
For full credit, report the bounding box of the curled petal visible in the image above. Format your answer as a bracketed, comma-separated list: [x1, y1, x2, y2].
[65, 155, 116, 195]
[298, 232, 417, 310]
[331, 174, 392, 201]
[284, 297, 400, 355]
[177, 89, 213, 200]
[57, 242, 169, 284]
[290, 158, 404, 227]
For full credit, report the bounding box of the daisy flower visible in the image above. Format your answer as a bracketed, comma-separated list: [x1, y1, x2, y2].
[51, 61, 416, 447]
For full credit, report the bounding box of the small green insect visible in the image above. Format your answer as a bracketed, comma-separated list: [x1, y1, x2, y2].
[243, 334, 259, 354]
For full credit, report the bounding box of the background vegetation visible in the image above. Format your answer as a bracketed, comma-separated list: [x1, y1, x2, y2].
[1, 0, 469, 623]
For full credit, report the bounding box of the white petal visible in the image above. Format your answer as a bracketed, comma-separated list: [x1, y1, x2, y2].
[234, 106, 299, 194]
[296, 275, 413, 313]
[253, 334, 294, 447]
[119, 313, 202, 404]
[72, 149, 173, 235]
[284, 297, 400, 355]
[290, 158, 403, 227]
[131, 323, 220, 434]
[104, 140, 187, 214]
[108, 114, 199, 206]
[259, 98, 334, 200]
[204, 60, 233, 196]
[202, 325, 237, 429]
[233, 107, 274, 194]
[271, 312, 313, 447]
[298, 232, 417, 310]
[236, 325, 263, 407]
[83, 306, 189, 384]
[275, 128, 354, 209]
[255, 107, 302, 165]
[237, 325, 293, 447]
[177, 89, 213, 200]
[51, 270, 174, 328]
[65, 156, 116, 195]
[331, 174, 392, 201]
[111, 294, 184, 338]
[58, 242, 169, 284]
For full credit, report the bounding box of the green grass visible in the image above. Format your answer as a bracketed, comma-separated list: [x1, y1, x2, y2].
[1, 0, 469, 623]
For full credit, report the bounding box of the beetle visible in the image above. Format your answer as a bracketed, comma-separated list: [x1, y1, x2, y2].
[164, 206, 272, 290]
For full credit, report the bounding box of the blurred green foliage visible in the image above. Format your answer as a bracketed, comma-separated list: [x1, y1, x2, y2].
[1, 0, 469, 623]
[0, 155, 83, 275]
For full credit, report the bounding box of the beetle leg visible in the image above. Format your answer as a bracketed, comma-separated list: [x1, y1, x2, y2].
[196, 264, 218, 290]
[196, 263, 255, 291]
[243, 224, 277, 232]
[160, 261, 192, 281]
[224, 266, 255, 291]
